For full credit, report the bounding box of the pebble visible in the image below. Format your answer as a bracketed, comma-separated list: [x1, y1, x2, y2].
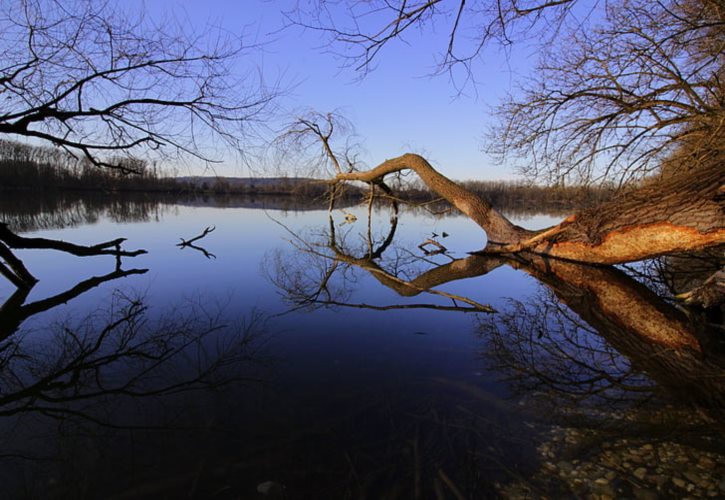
[653, 475, 668, 489]
[633, 467, 647, 480]
[683, 470, 701, 483]
[673, 478, 686, 488]
[633, 486, 658, 500]
[557, 461, 574, 473]
[257, 481, 285, 497]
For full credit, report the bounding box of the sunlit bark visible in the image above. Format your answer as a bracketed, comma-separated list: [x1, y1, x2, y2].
[330, 153, 725, 265]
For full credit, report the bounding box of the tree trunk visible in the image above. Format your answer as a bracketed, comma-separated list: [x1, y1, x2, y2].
[333, 153, 725, 264]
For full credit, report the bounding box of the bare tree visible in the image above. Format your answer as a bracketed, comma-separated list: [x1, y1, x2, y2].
[285, 0, 580, 80]
[284, 0, 724, 267]
[491, 0, 725, 186]
[0, 0, 277, 172]
[0, 0, 279, 288]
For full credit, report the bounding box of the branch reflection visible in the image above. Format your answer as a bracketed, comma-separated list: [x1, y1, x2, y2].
[273, 221, 725, 414]
[0, 267, 148, 339]
[269, 207, 497, 314]
[0, 288, 268, 498]
[267, 207, 725, 496]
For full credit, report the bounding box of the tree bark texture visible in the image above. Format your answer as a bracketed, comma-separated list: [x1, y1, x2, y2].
[333, 154, 725, 264]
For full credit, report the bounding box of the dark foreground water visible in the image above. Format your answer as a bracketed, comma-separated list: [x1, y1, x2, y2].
[0, 192, 723, 499]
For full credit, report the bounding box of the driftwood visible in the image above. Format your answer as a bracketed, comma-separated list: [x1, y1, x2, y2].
[176, 226, 216, 259]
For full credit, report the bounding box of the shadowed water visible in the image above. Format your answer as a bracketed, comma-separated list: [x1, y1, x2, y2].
[0, 192, 723, 499]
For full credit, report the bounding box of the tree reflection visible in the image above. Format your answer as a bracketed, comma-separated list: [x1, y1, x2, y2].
[0, 286, 267, 498]
[0, 267, 147, 339]
[269, 207, 724, 414]
[485, 255, 725, 415]
[0, 292, 263, 422]
[267, 207, 725, 496]
[268, 208, 497, 314]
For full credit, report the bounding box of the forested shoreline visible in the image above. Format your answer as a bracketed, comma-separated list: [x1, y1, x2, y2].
[0, 139, 613, 209]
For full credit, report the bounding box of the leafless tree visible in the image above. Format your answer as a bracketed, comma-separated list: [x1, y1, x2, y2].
[0, 0, 277, 173]
[0, 0, 280, 288]
[282, 1, 724, 272]
[491, 0, 725, 186]
[285, 0, 581, 81]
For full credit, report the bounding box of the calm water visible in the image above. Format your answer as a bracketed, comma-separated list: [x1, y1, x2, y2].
[0, 192, 723, 499]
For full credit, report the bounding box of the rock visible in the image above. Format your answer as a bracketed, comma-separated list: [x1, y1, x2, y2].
[683, 470, 701, 484]
[633, 467, 648, 480]
[698, 478, 713, 490]
[673, 478, 686, 488]
[633, 487, 658, 500]
[653, 475, 668, 489]
[557, 461, 574, 473]
[257, 481, 285, 497]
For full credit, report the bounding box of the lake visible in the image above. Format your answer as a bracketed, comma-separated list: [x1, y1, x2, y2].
[0, 191, 723, 499]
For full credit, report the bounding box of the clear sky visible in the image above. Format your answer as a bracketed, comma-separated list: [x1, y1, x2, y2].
[141, 0, 537, 181]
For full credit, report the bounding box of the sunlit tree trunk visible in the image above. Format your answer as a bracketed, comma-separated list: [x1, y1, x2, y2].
[332, 153, 725, 265]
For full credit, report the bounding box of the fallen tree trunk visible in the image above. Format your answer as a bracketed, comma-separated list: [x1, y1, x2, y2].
[332, 153, 725, 264]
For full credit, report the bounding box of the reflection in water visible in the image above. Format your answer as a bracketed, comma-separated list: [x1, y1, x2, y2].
[0, 191, 177, 233]
[269, 211, 498, 314]
[478, 257, 725, 497]
[0, 290, 266, 499]
[268, 207, 725, 498]
[0, 266, 148, 339]
[0, 191, 355, 233]
[1, 192, 723, 498]
[0, 190, 575, 234]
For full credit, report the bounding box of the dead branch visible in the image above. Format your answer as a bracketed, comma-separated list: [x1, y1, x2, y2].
[0, 223, 146, 258]
[0, 267, 148, 340]
[177, 226, 216, 247]
[176, 226, 217, 259]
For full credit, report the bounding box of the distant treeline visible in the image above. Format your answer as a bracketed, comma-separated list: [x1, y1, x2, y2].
[0, 139, 613, 208]
[395, 179, 615, 208]
[179, 176, 352, 199]
[0, 139, 179, 192]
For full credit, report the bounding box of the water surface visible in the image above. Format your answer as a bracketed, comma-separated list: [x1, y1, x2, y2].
[0, 192, 723, 499]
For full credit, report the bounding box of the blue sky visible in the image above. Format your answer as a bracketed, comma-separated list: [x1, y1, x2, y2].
[143, 0, 537, 180]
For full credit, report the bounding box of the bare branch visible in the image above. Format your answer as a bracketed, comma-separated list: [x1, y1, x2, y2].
[0, 0, 279, 172]
[176, 226, 217, 259]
